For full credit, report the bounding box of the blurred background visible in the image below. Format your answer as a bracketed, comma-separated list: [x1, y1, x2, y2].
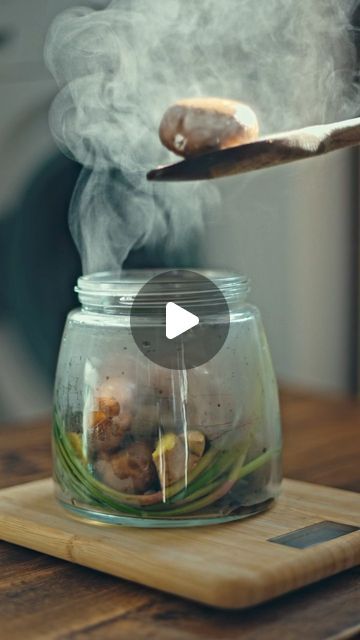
[0, 0, 359, 422]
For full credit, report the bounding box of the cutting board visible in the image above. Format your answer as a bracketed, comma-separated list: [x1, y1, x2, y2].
[0, 478, 359, 609]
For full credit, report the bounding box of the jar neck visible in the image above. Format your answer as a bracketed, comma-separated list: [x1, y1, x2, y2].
[76, 270, 250, 315]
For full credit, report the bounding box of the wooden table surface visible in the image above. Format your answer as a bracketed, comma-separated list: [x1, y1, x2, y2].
[0, 388, 359, 640]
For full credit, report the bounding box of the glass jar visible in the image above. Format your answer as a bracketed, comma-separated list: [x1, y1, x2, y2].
[53, 270, 282, 527]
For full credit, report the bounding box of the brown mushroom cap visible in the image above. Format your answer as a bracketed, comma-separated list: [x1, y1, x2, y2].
[159, 97, 259, 158]
[88, 411, 131, 455]
[110, 442, 158, 494]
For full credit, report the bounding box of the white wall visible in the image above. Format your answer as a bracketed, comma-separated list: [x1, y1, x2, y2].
[201, 149, 357, 392]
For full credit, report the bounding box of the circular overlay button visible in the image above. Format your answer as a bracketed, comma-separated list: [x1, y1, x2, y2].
[130, 270, 230, 370]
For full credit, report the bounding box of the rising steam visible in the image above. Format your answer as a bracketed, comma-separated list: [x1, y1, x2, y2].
[45, 0, 359, 274]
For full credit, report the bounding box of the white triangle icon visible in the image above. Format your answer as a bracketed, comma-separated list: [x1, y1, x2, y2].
[166, 302, 199, 340]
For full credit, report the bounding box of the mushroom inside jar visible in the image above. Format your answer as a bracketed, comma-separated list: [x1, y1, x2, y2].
[55, 369, 276, 517]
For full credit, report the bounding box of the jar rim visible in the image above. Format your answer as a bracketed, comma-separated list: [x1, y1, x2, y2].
[75, 269, 250, 311]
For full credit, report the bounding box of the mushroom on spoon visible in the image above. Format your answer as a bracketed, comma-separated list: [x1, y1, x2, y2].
[148, 97, 360, 182]
[159, 97, 259, 158]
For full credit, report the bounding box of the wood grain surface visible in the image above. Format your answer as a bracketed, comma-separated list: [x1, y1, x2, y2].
[1, 477, 359, 610]
[0, 389, 359, 639]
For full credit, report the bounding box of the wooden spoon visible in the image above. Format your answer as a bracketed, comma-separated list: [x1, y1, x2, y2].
[147, 117, 360, 182]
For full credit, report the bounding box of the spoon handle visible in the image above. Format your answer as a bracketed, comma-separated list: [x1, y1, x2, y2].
[324, 117, 360, 152]
[147, 117, 360, 182]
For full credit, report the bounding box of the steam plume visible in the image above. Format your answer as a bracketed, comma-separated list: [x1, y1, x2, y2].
[45, 0, 359, 274]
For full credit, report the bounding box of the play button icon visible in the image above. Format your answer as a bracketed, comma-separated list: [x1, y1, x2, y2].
[166, 302, 199, 339]
[130, 269, 230, 370]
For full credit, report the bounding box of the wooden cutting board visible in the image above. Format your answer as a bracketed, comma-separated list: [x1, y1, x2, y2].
[0, 478, 359, 609]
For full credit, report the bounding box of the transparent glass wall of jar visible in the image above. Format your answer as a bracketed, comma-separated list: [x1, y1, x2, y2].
[53, 270, 282, 527]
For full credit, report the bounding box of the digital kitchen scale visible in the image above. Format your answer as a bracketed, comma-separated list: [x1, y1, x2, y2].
[0, 477, 359, 609]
